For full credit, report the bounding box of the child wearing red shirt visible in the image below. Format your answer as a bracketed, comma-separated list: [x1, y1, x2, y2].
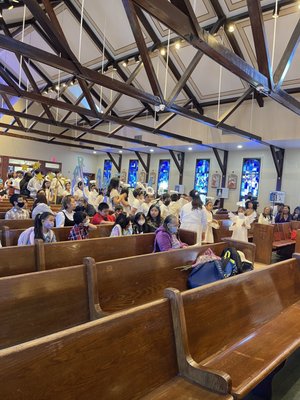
[92, 202, 115, 225]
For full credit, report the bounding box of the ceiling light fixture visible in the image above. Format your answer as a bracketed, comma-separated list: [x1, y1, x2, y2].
[298, 1, 300, 10]
[119, 150, 123, 154]
[93, 151, 97, 154]
[160, 47, 166, 56]
[237, 145, 243, 149]
[175, 41, 181, 50]
[188, 147, 192, 151]
[8, 5, 14, 10]
[227, 24, 235, 33]
[150, 149, 154, 153]
[134, 55, 139, 64]
[122, 59, 128, 67]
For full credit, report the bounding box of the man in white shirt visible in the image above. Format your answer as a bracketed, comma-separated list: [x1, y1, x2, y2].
[27, 170, 44, 199]
[130, 188, 145, 215]
[13, 171, 23, 195]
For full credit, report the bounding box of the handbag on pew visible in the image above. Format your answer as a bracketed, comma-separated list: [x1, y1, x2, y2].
[291, 229, 297, 241]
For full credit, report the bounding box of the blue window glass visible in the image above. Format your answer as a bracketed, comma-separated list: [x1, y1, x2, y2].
[240, 158, 261, 199]
[194, 159, 210, 195]
[103, 159, 112, 188]
[128, 160, 139, 187]
[157, 159, 170, 194]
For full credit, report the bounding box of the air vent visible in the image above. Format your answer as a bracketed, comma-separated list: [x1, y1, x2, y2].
[134, 135, 143, 141]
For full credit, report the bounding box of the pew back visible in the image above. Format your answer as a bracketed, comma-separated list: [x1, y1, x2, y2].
[0, 219, 33, 229]
[95, 240, 255, 313]
[0, 265, 91, 349]
[182, 259, 300, 364]
[0, 245, 36, 277]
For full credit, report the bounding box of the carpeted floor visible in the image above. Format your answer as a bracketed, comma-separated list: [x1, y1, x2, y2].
[244, 349, 300, 399]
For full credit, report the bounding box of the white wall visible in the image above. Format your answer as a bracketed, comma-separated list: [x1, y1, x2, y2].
[0, 135, 99, 178]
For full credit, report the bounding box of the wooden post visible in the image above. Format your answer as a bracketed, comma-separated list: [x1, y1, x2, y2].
[35, 239, 46, 271]
[164, 287, 232, 395]
[84, 257, 107, 319]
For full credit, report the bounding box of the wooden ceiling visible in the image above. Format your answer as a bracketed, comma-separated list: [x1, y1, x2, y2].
[0, 0, 299, 153]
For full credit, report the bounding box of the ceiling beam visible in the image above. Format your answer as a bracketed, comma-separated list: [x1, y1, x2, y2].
[216, 87, 253, 126]
[0, 33, 161, 106]
[122, 0, 163, 99]
[246, 0, 273, 87]
[273, 18, 300, 88]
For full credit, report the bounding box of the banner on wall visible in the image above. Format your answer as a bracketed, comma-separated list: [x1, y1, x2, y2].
[270, 191, 285, 203]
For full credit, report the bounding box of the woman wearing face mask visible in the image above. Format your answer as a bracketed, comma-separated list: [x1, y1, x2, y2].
[132, 212, 150, 234]
[68, 211, 97, 240]
[154, 215, 187, 252]
[18, 212, 56, 246]
[110, 213, 132, 237]
[147, 204, 163, 232]
[179, 190, 207, 245]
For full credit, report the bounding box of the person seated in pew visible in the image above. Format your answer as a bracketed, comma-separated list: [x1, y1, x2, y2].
[130, 188, 145, 216]
[132, 212, 151, 234]
[55, 195, 76, 227]
[5, 194, 30, 220]
[31, 193, 53, 220]
[203, 199, 220, 243]
[114, 205, 124, 220]
[110, 213, 132, 237]
[154, 215, 187, 252]
[292, 206, 300, 221]
[258, 206, 273, 224]
[18, 212, 56, 246]
[0, 179, 7, 198]
[91, 202, 115, 225]
[68, 211, 97, 240]
[146, 204, 163, 232]
[275, 205, 292, 223]
[245, 200, 258, 219]
[75, 197, 96, 217]
[62, 181, 71, 198]
[229, 206, 254, 242]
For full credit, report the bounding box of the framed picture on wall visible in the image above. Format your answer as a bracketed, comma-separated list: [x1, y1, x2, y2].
[149, 170, 156, 185]
[211, 173, 221, 188]
[227, 173, 238, 189]
[139, 170, 146, 184]
[120, 169, 127, 183]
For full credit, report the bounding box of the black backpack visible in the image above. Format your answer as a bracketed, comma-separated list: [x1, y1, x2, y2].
[221, 247, 253, 274]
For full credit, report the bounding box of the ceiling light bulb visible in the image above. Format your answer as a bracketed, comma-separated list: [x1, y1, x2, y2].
[175, 41, 181, 50]
[55, 84, 60, 91]
[188, 147, 192, 151]
[122, 60, 128, 67]
[93, 151, 97, 154]
[119, 150, 123, 154]
[62, 83, 67, 88]
[160, 48, 166, 56]
[150, 149, 154, 153]
[8, 5, 14, 10]
[237, 145, 243, 149]
[227, 24, 235, 33]
[298, 2, 300, 10]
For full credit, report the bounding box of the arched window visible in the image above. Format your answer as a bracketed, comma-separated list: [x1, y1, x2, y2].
[194, 159, 210, 195]
[103, 160, 112, 187]
[240, 158, 261, 200]
[157, 159, 170, 194]
[128, 160, 139, 187]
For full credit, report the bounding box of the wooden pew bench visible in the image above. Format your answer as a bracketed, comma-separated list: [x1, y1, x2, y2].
[0, 224, 114, 246]
[0, 219, 33, 230]
[253, 222, 297, 264]
[165, 256, 300, 399]
[0, 240, 254, 349]
[0, 297, 232, 400]
[213, 219, 254, 243]
[0, 229, 197, 277]
[90, 239, 256, 313]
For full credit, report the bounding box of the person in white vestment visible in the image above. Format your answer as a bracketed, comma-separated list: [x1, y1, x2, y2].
[179, 190, 207, 245]
[229, 207, 255, 242]
[203, 200, 220, 243]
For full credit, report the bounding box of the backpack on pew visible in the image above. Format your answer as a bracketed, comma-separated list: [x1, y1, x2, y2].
[221, 247, 253, 274]
[187, 258, 238, 289]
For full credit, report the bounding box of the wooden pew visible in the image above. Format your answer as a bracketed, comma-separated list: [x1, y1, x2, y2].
[0, 240, 254, 349]
[253, 222, 297, 264]
[88, 239, 255, 313]
[0, 229, 197, 277]
[165, 255, 300, 399]
[0, 212, 6, 219]
[0, 224, 114, 247]
[0, 298, 232, 400]
[0, 219, 33, 229]
[0, 264, 103, 349]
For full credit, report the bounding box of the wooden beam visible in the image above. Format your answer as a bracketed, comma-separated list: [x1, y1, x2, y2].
[106, 152, 122, 173]
[0, 33, 161, 106]
[246, 0, 273, 87]
[216, 87, 253, 126]
[169, 150, 185, 184]
[122, 0, 163, 99]
[1, 94, 24, 129]
[273, 19, 300, 88]
[270, 145, 285, 191]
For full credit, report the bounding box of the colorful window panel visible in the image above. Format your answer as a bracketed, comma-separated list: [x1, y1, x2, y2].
[157, 159, 170, 194]
[103, 160, 112, 187]
[194, 159, 210, 194]
[240, 158, 261, 199]
[128, 160, 139, 187]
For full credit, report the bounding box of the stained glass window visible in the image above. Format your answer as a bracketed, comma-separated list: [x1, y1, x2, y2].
[157, 159, 170, 194]
[240, 158, 261, 199]
[194, 159, 210, 195]
[103, 160, 112, 188]
[128, 160, 139, 187]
